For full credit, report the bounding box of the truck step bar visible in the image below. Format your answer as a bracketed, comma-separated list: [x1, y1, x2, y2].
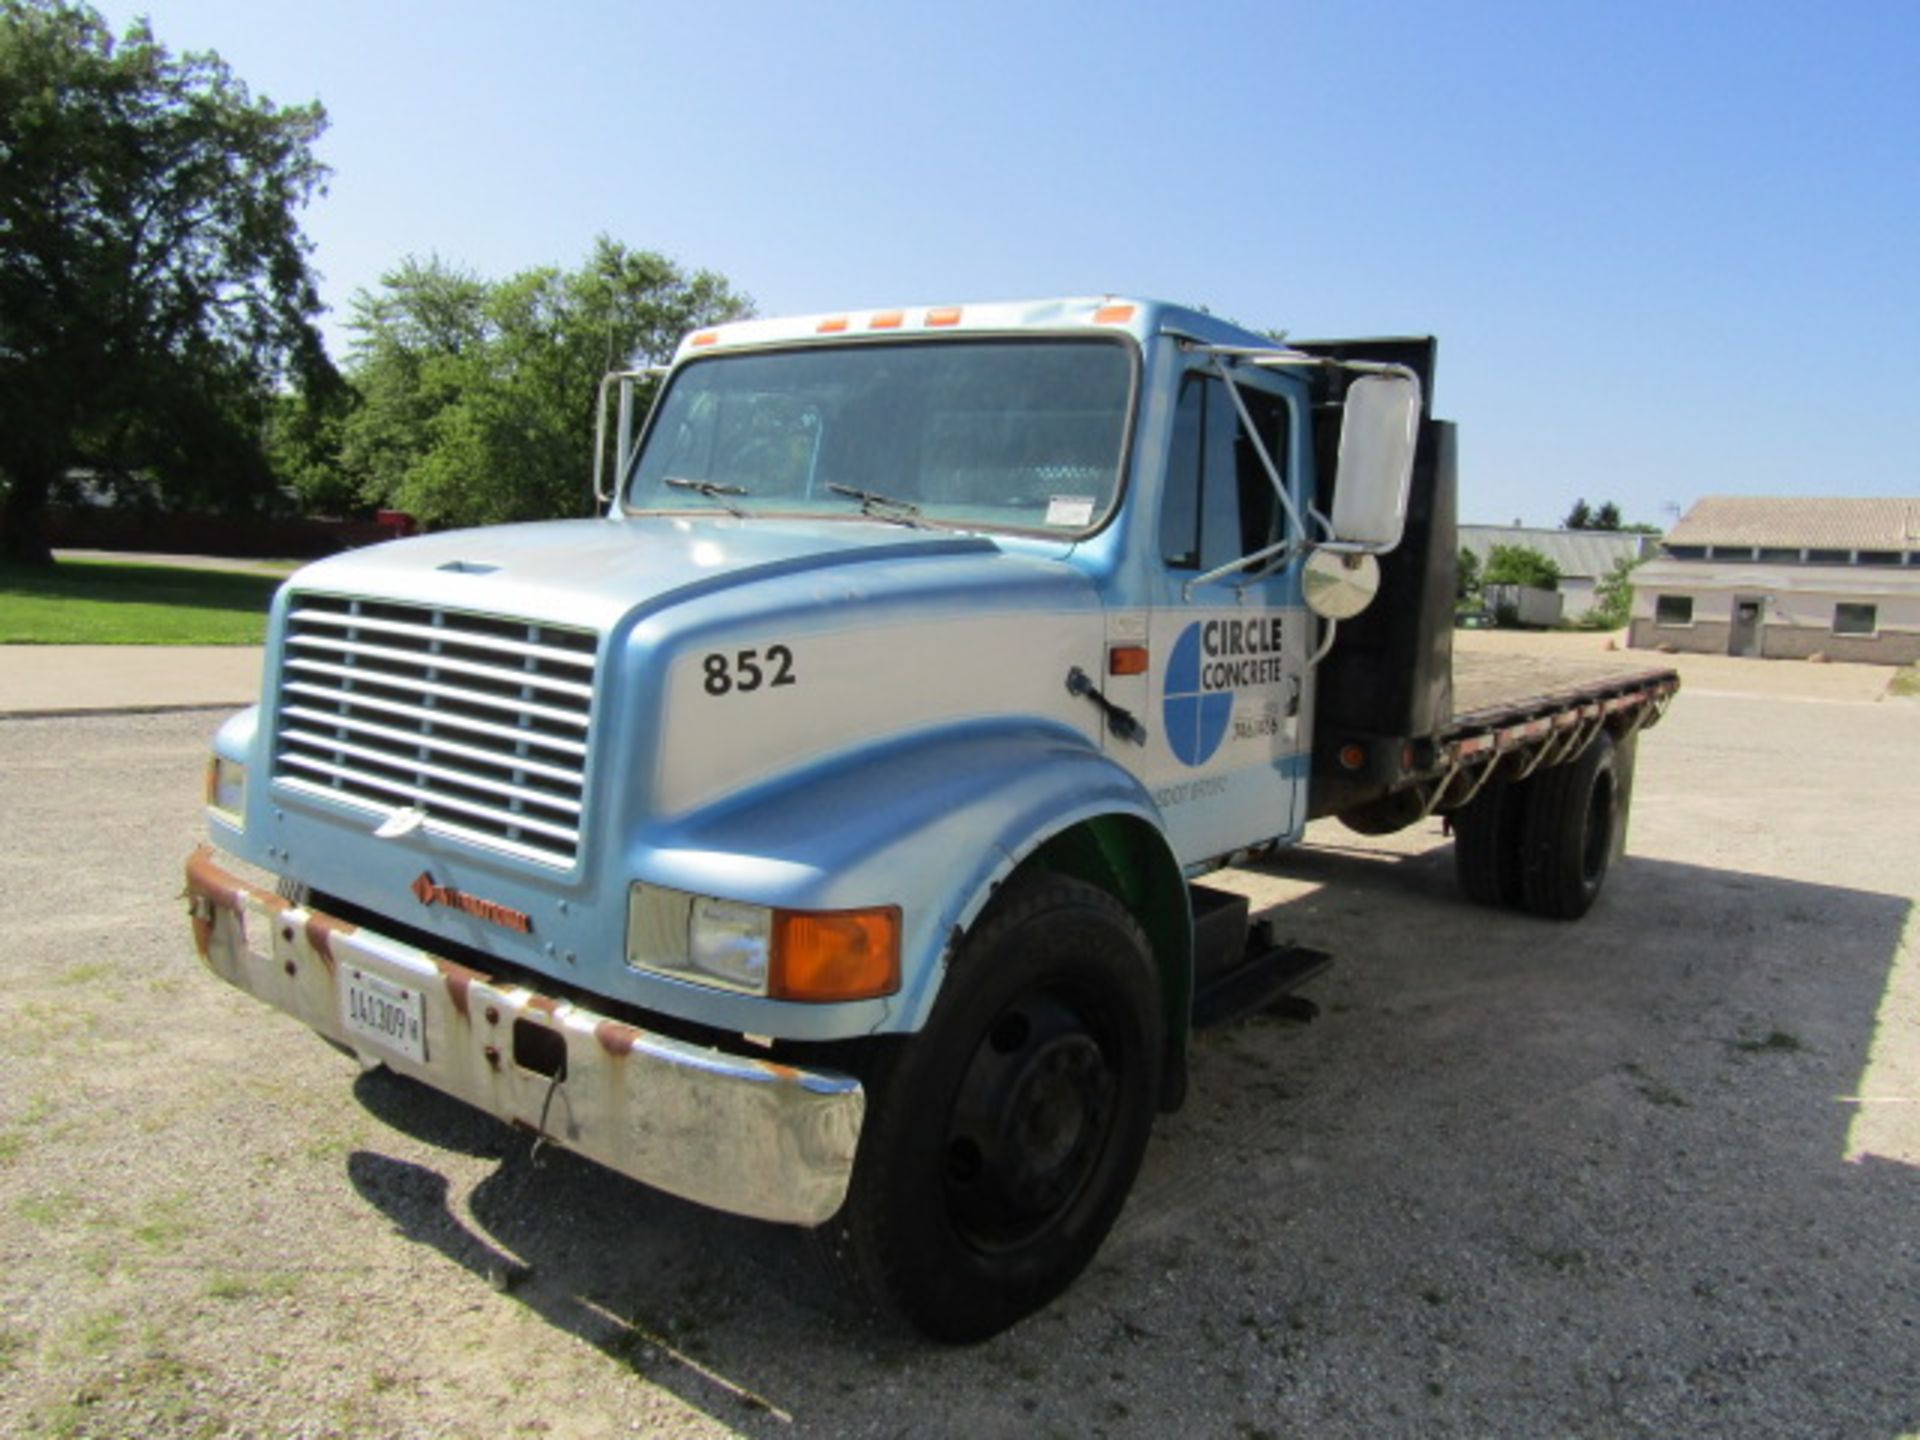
[1188, 883, 1331, 1029]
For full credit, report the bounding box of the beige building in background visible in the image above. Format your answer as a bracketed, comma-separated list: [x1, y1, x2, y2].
[1630, 497, 1920, 664]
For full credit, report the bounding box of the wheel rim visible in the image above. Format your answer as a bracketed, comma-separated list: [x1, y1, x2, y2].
[942, 990, 1117, 1252]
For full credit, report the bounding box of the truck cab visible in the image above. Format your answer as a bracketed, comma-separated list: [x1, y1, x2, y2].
[189, 297, 1663, 1342]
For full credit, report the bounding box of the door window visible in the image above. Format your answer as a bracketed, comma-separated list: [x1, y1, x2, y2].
[1159, 373, 1290, 574]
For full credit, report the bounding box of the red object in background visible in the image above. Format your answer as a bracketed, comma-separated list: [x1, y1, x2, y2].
[375, 510, 417, 538]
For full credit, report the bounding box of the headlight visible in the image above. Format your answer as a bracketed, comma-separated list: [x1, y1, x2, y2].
[206, 756, 247, 823]
[688, 897, 774, 992]
[628, 885, 900, 1002]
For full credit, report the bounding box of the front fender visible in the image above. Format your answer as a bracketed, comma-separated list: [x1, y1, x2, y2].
[632, 718, 1169, 1035]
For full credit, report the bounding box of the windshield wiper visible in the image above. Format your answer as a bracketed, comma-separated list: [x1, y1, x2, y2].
[826, 482, 923, 526]
[663, 476, 749, 518]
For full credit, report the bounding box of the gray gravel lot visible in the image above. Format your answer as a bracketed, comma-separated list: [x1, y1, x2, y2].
[1, 668, 1917, 1438]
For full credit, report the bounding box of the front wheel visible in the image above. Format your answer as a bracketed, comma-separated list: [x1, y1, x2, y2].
[820, 875, 1162, 1343]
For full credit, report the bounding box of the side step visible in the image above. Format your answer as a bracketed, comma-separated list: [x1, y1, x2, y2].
[1188, 884, 1333, 1030]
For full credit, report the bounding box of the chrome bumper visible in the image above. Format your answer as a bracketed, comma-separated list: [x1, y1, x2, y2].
[185, 847, 863, 1226]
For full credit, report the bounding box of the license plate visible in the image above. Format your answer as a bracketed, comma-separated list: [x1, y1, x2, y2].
[341, 967, 427, 1065]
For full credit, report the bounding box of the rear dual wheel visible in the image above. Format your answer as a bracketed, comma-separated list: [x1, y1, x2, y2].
[1453, 732, 1618, 920]
[820, 875, 1161, 1343]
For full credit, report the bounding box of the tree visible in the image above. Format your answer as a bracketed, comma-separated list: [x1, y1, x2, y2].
[0, 0, 336, 562]
[1456, 546, 1483, 605]
[1589, 553, 1643, 630]
[1564, 498, 1635, 532]
[1484, 543, 1561, 591]
[336, 240, 748, 529]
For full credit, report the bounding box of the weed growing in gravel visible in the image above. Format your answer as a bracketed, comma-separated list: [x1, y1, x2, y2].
[0, 1324, 29, 1374]
[1732, 1029, 1805, 1054]
[131, 1192, 199, 1252]
[55, 961, 116, 988]
[0, 1130, 25, 1164]
[14, 1189, 81, 1227]
[68, 1308, 125, 1356]
[206, 1271, 300, 1302]
[1531, 1247, 1591, 1273]
[1624, 1062, 1689, 1108]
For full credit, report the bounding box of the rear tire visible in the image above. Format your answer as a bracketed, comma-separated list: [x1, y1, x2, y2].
[1452, 771, 1527, 908]
[1516, 732, 1617, 920]
[819, 874, 1161, 1343]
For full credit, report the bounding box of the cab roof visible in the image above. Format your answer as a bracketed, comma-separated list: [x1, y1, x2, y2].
[671, 296, 1282, 361]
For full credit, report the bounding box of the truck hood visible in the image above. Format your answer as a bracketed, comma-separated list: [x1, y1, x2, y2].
[284, 516, 1012, 630]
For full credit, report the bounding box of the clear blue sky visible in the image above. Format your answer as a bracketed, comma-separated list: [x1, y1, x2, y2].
[112, 0, 1919, 527]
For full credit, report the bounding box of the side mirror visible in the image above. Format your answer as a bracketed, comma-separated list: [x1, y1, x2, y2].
[1330, 373, 1421, 551]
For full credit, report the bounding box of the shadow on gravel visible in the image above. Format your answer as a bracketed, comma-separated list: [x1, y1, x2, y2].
[338, 843, 1919, 1438]
[343, 1073, 881, 1429]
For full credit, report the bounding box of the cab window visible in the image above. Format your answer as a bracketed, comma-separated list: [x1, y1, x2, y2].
[1160, 373, 1290, 572]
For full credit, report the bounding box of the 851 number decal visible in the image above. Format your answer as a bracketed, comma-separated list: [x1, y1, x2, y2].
[702, 644, 797, 696]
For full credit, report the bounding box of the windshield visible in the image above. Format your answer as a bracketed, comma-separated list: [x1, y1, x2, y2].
[625, 338, 1134, 533]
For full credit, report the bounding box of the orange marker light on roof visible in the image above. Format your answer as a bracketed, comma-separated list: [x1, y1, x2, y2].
[771, 906, 901, 1002]
[817, 316, 850, 333]
[926, 306, 963, 327]
[869, 311, 905, 330]
[691, 331, 720, 347]
[1093, 304, 1136, 325]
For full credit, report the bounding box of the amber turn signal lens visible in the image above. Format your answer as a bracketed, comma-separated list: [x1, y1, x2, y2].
[1108, 644, 1150, 676]
[771, 907, 902, 1002]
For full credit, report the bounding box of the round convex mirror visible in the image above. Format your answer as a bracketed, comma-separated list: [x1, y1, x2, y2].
[1302, 549, 1381, 620]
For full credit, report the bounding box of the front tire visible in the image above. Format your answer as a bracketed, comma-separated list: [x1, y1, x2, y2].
[822, 874, 1162, 1343]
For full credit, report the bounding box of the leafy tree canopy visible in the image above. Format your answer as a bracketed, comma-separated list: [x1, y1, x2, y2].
[330, 240, 749, 529]
[1484, 542, 1562, 591]
[0, 0, 336, 561]
[1456, 545, 1483, 604]
[1564, 498, 1643, 532]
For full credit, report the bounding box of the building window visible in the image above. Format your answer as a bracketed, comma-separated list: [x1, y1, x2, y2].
[1708, 545, 1756, 562]
[1808, 548, 1848, 564]
[1655, 595, 1694, 626]
[1665, 545, 1706, 560]
[1857, 550, 1901, 567]
[1757, 548, 1799, 563]
[1833, 603, 1877, 636]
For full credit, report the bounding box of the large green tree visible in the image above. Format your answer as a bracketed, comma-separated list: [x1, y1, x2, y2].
[1484, 542, 1562, 591]
[0, 0, 335, 562]
[331, 241, 748, 529]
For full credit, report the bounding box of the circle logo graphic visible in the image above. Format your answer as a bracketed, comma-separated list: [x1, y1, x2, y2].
[1163, 622, 1233, 767]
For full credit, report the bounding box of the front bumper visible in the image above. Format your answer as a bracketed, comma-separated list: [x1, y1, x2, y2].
[185, 847, 863, 1226]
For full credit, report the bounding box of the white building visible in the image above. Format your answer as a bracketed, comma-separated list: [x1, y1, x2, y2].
[1458, 525, 1655, 620]
[1628, 497, 1920, 664]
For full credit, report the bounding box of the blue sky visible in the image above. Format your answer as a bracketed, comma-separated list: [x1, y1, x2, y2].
[112, 1, 1919, 527]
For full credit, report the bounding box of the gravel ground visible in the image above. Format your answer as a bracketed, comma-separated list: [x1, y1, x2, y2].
[2, 660, 1917, 1438]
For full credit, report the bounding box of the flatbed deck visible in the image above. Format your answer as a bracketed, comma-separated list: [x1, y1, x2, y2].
[1449, 649, 1679, 729]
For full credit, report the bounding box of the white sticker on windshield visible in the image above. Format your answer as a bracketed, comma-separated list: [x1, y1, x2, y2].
[1045, 495, 1097, 528]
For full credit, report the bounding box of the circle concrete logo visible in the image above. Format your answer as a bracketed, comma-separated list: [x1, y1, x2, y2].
[1164, 622, 1234, 767]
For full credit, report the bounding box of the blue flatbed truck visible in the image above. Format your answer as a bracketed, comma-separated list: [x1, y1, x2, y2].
[188, 298, 1677, 1340]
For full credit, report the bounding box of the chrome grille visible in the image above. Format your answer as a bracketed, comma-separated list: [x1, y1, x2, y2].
[273, 594, 598, 867]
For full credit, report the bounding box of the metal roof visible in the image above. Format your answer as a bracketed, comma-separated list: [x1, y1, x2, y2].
[1632, 557, 1920, 597]
[1458, 525, 1655, 580]
[1666, 496, 1920, 551]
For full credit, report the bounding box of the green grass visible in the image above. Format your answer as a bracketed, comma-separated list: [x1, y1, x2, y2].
[1892, 664, 1920, 698]
[0, 557, 292, 644]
